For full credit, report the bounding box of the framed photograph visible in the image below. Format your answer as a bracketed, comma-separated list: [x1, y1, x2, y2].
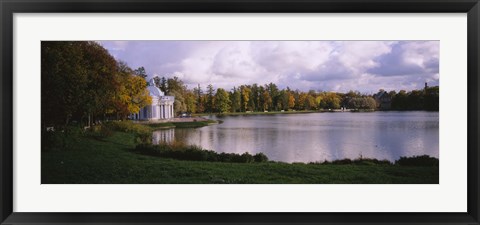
[1, 0, 479, 224]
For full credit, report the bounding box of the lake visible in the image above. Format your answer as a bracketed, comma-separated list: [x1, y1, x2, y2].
[152, 111, 439, 163]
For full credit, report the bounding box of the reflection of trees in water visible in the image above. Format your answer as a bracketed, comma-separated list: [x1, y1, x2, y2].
[152, 129, 175, 144]
[150, 112, 438, 163]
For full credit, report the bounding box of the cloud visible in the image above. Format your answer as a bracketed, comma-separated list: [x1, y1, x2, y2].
[99, 40, 439, 93]
[368, 41, 439, 77]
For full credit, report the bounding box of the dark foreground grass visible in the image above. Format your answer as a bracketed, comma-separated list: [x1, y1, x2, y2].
[41, 132, 439, 184]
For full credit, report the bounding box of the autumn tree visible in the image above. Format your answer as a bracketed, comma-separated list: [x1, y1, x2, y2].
[262, 90, 272, 111]
[112, 61, 152, 119]
[240, 86, 251, 112]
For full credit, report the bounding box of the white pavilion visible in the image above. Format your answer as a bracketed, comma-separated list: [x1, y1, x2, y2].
[132, 78, 175, 120]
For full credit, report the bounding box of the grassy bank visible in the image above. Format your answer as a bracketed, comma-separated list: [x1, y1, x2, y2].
[143, 120, 218, 129]
[42, 131, 439, 184]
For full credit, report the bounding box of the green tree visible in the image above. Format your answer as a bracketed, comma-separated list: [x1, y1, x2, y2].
[267, 83, 279, 111]
[215, 88, 232, 113]
[193, 84, 205, 113]
[41, 41, 151, 127]
[206, 84, 215, 113]
[133, 66, 147, 79]
[230, 87, 241, 113]
[184, 91, 197, 113]
[166, 77, 188, 114]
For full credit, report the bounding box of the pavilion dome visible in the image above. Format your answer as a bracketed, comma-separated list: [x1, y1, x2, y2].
[147, 78, 164, 97]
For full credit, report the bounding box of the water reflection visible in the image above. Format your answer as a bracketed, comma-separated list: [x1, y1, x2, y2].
[152, 128, 174, 144]
[152, 112, 439, 163]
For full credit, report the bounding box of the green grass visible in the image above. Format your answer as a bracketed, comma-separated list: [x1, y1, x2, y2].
[143, 120, 217, 129]
[42, 132, 439, 184]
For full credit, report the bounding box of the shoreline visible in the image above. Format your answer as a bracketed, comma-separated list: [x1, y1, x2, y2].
[193, 109, 439, 117]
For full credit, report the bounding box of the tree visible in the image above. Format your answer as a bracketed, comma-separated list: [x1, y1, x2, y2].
[112, 62, 152, 119]
[267, 83, 279, 111]
[193, 84, 205, 113]
[206, 84, 215, 113]
[319, 92, 341, 109]
[230, 87, 241, 113]
[42, 41, 88, 126]
[250, 83, 259, 111]
[306, 95, 317, 110]
[347, 97, 376, 110]
[184, 91, 197, 113]
[41, 41, 152, 127]
[124, 76, 152, 115]
[240, 86, 251, 112]
[166, 77, 188, 114]
[133, 66, 147, 79]
[215, 88, 231, 113]
[424, 86, 439, 111]
[287, 92, 295, 109]
[262, 90, 272, 111]
[298, 93, 308, 110]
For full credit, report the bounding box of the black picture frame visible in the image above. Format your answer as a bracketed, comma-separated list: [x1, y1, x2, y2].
[1, 0, 479, 224]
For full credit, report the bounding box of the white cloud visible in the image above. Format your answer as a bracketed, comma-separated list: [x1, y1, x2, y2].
[100, 40, 439, 93]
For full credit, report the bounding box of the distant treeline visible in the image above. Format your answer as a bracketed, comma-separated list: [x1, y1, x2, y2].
[389, 88, 439, 111]
[42, 41, 439, 128]
[154, 77, 439, 114]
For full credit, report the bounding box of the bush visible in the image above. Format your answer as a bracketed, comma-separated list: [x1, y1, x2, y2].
[134, 144, 268, 163]
[253, 153, 269, 163]
[395, 155, 439, 167]
[87, 124, 113, 138]
[107, 121, 151, 133]
[106, 121, 152, 144]
[353, 158, 392, 166]
[313, 158, 392, 166]
[330, 159, 352, 165]
[41, 125, 84, 152]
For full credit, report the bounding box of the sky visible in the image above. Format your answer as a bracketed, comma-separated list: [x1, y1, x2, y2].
[99, 40, 439, 94]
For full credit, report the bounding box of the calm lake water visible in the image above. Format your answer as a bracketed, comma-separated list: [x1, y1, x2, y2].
[152, 111, 439, 163]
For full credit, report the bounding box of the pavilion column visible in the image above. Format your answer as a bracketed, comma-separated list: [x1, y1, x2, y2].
[170, 105, 174, 118]
[164, 105, 167, 119]
[167, 105, 171, 118]
[165, 105, 169, 118]
[160, 105, 163, 119]
[163, 105, 165, 119]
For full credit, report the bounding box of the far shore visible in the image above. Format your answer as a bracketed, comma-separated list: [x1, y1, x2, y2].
[135, 117, 213, 124]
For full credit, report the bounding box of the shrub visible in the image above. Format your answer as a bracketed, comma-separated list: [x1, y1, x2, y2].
[353, 158, 392, 166]
[395, 155, 439, 167]
[331, 159, 352, 165]
[134, 144, 268, 163]
[87, 124, 113, 138]
[107, 121, 151, 133]
[106, 121, 152, 144]
[41, 125, 84, 152]
[253, 153, 269, 163]
[239, 152, 255, 163]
